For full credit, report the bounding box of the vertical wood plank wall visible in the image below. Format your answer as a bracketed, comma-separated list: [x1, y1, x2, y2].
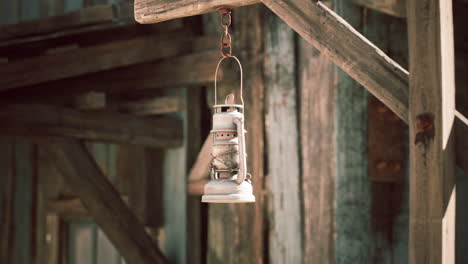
[299, 25, 336, 264]
[264, 9, 302, 264]
[334, 0, 410, 263]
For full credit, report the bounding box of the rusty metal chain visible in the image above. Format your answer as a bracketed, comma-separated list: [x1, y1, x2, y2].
[218, 8, 232, 58]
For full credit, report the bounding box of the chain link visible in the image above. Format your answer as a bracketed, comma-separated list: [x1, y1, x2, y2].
[218, 8, 232, 58]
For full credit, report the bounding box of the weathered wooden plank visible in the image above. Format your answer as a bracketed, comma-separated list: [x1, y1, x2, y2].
[46, 198, 89, 218]
[117, 95, 184, 116]
[299, 29, 336, 264]
[188, 134, 213, 182]
[264, 10, 302, 264]
[134, 0, 259, 24]
[0, 137, 13, 264]
[45, 139, 169, 264]
[37, 144, 66, 264]
[161, 88, 189, 264]
[207, 5, 265, 264]
[0, 4, 117, 41]
[260, 0, 409, 123]
[334, 2, 374, 262]
[368, 96, 405, 183]
[12, 138, 34, 264]
[0, 104, 182, 147]
[73, 91, 106, 110]
[0, 41, 219, 104]
[185, 87, 203, 264]
[350, 0, 406, 17]
[0, 28, 195, 91]
[407, 0, 456, 262]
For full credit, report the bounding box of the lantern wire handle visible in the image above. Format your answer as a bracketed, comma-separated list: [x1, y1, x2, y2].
[214, 55, 244, 106]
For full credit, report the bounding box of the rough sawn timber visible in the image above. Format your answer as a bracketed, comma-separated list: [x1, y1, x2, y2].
[407, 0, 456, 262]
[0, 104, 182, 148]
[45, 139, 169, 264]
[134, 0, 259, 24]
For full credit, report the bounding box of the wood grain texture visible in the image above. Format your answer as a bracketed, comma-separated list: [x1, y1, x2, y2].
[0, 104, 182, 147]
[368, 97, 405, 183]
[407, 0, 456, 262]
[161, 88, 190, 264]
[185, 87, 203, 264]
[0, 4, 116, 41]
[134, 0, 259, 24]
[299, 31, 336, 264]
[206, 5, 265, 264]
[0, 29, 195, 91]
[1, 40, 219, 105]
[334, 2, 374, 262]
[118, 95, 184, 116]
[45, 139, 169, 264]
[264, 10, 302, 264]
[260, 0, 409, 123]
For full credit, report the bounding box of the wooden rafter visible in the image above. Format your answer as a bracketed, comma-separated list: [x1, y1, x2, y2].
[45, 139, 169, 264]
[0, 104, 182, 147]
[0, 28, 197, 91]
[0, 4, 130, 41]
[134, 0, 259, 23]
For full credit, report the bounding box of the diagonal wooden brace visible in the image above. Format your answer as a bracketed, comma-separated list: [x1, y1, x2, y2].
[45, 138, 169, 264]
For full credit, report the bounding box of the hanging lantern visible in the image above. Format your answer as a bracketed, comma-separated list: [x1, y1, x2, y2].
[202, 8, 255, 203]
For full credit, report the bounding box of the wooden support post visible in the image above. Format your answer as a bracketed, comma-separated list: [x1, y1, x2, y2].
[0, 104, 182, 147]
[407, 0, 456, 262]
[45, 139, 169, 264]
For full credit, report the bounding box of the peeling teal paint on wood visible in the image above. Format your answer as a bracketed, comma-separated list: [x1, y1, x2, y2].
[334, 1, 410, 263]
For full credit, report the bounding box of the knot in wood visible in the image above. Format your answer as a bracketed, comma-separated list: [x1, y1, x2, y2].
[414, 113, 435, 146]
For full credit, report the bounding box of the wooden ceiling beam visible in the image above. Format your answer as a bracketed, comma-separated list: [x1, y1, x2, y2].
[0, 3, 131, 41]
[134, 0, 259, 24]
[44, 139, 169, 264]
[0, 104, 183, 148]
[0, 47, 220, 105]
[0, 28, 197, 92]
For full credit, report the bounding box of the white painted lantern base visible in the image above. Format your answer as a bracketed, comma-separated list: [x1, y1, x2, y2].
[202, 177, 255, 203]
